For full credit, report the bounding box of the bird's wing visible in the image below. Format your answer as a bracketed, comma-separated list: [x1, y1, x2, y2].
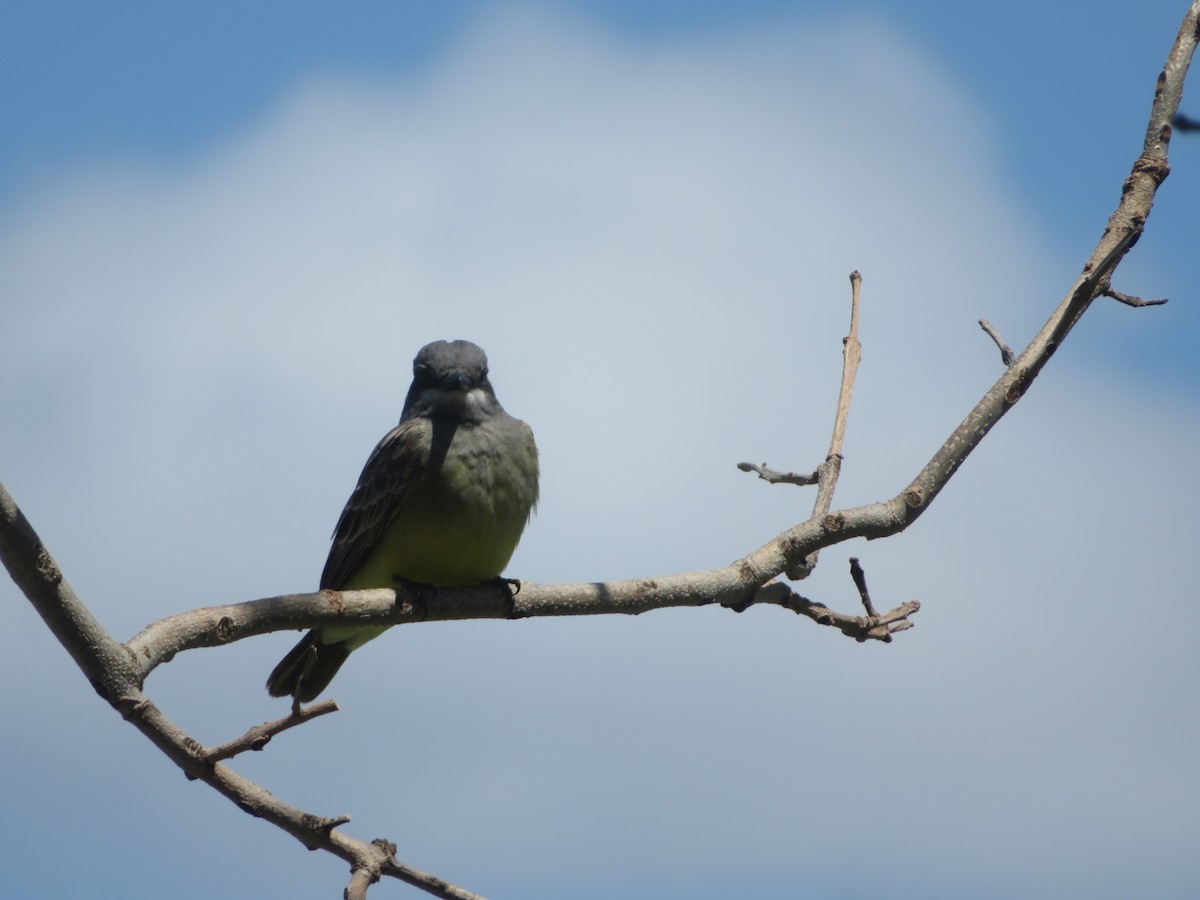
[319, 418, 429, 590]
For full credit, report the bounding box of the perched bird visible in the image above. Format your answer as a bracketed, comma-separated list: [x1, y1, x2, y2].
[267, 339, 539, 702]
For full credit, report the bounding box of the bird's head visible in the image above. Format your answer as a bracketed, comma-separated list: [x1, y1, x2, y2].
[402, 339, 500, 422]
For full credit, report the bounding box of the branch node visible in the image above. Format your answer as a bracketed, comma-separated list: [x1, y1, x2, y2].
[115, 696, 151, 719]
[303, 813, 352, 834]
[1131, 153, 1171, 184]
[1004, 370, 1029, 404]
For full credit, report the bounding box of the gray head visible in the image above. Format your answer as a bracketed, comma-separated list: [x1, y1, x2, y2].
[401, 339, 502, 422]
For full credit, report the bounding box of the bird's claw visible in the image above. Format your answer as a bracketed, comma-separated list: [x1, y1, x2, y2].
[392, 575, 435, 620]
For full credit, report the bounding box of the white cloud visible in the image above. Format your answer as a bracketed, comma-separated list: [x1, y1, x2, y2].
[1, 7, 1195, 899]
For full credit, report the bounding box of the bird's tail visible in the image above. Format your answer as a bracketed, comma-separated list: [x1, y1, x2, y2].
[266, 629, 352, 702]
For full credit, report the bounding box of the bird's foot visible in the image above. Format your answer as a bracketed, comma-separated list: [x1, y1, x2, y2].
[486, 576, 522, 617]
[392, 575, 436, 621]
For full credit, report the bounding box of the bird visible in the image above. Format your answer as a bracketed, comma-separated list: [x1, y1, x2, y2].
[266, 339, 539, 702]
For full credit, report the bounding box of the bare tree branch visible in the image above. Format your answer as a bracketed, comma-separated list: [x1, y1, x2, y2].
[788, 270, 864, 579]
[203, 700, 340, 764]
[0, 483, 494, 900]
[1103, 287, 1169, 307]
[123, 567, 913, 685]
[728, 580, 918, 643]
[737, 271, 863, 505]
[828, 271, 863, 464]
[735, 462, 820, 485]
[847, 557, 878, 618]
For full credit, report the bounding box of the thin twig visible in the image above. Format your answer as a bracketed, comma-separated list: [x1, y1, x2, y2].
[826, 271, 863, 461]
[728, 581, 918, 643]
[789, 271, 863, 579]
[847, 557, 879, 618]
[978, 319, 1016, 367]
[1103, 287, 1169, 307]
[735, 462, 819, 485]
[204, 700, 339, 764]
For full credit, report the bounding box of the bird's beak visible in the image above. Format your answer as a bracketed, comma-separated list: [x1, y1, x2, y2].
[444, 371, 473, 393]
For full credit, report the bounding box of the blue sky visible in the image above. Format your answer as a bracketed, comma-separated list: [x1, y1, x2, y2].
[2, 2, 1198, 899]
[3, 0, 1197, 381]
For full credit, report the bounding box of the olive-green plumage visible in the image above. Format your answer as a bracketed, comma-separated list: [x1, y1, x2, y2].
[267, 340, 538, 702]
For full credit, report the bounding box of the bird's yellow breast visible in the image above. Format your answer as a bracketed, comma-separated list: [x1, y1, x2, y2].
[343, 417, 536, 590]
